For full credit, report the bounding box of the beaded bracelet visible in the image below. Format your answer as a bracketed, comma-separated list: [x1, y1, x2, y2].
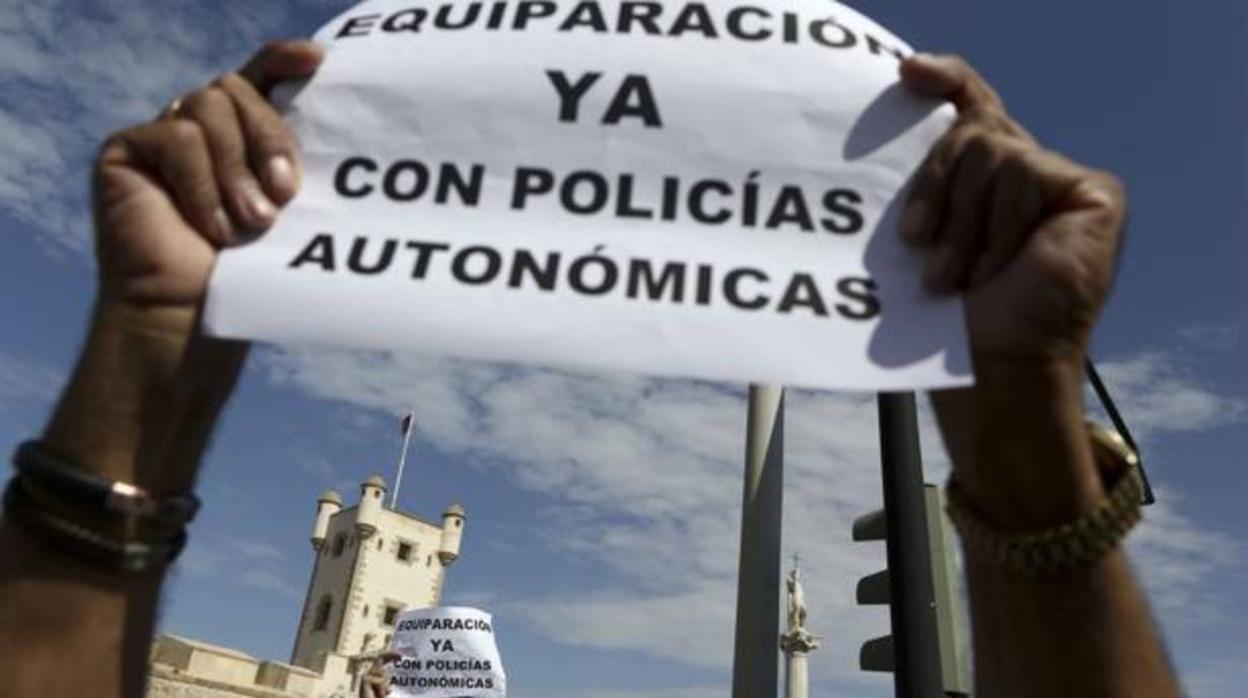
[944, 423, 1144, 577]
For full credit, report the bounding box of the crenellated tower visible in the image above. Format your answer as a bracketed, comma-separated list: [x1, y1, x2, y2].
[289, 474, 466, 688]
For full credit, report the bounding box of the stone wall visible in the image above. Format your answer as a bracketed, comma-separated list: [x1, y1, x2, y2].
[147, 635, 322, 698]
[147, 667, 293, 698]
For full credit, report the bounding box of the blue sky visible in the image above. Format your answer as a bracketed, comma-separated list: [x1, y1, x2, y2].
[1, 2, 1245, 697]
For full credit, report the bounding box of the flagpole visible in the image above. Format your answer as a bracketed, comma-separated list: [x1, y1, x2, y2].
[392, 413, 415, 509]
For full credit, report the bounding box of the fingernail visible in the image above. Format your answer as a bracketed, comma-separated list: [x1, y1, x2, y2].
[899, 202, 930, 244]
[266, 156, 297, 201]
[213, 207, 234, 243]
[924, 243, 959, 292]
[240, 186, 276, 227]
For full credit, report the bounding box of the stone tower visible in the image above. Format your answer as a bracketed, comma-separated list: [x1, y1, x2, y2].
[290, 474, 465, 688]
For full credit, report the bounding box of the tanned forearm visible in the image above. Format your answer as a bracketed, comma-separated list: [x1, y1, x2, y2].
[934, 360, 1180, 698]
[41, 302, 246, 495]
[0, 40, 319, 698]
[0, 302, 245, 698]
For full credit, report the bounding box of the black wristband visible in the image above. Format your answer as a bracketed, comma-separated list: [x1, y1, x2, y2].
[3, 478, 187, 572]
[13, 440, 199, 526]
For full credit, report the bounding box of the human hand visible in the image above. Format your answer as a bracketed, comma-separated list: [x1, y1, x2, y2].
[93, 40, 323, 313]
[359, 652, 400, 698]
[37, 40, 325, 513]
[901, 55, 1128, 525]
[898, 53, 1126, 367]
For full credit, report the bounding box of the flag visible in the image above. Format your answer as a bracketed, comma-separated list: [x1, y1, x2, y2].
[401, 412, 415, 439]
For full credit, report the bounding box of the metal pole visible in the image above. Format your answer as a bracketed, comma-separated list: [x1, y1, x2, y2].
[731, 384, 785, 698]
[877, 392, 943, 698]
[391, 414, 416, 509]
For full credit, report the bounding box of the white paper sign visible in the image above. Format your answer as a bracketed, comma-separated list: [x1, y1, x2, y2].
[203, 0, 971, 390]
[388, 606, 505, 697]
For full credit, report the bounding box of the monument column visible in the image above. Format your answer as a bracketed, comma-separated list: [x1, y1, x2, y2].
[780, 564, 820, 698]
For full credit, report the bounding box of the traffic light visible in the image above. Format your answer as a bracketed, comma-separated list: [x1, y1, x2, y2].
[853, 484, 970, 696]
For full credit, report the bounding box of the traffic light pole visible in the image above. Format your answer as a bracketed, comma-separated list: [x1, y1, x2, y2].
[877, 392, 943, 698]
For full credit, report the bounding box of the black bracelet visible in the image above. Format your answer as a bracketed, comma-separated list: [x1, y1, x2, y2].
[4, 440, 198, 572]
[3, 478, 187, 572]
[13, 440, 199, 526]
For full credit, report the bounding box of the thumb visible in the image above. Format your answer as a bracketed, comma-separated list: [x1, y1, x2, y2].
[900, 53, 1004, 114]
[238, 40, 325, 95]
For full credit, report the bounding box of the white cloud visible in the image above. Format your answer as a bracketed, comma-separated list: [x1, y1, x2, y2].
[233, 539, 289, 564]
[1128, 489, 1241, 618]
[1177, 322, 1241, 352]
[1184, 652, 1248, 698]
[257, 343, 1243, 691]
[1089, 352, 1246, 439]
[1083, 350, 1246, 626]
[0, 0, 351, 255]
[258, 346, 893, 679]
[179, 535, 302, 599]
[237, 569, 303, 597]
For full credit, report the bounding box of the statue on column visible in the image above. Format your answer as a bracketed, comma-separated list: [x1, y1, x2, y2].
[781, 560, 820, 655]
[786, 567, 807, 632]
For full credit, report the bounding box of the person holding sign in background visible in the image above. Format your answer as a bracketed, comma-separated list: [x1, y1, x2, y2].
[0, 25, 1181, 698]
[361, 653, 400, 698]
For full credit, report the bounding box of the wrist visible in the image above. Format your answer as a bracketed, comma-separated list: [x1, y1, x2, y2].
[40, 299, 247, 496]
[932, 355, 1103, 531]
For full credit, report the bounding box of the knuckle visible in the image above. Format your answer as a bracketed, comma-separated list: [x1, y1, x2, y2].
[1089, 170, 1127, 209]
[962, 132, 995, 164]
[214, 71, 250, 95]
[97, 130, 130, 160]
[931, 131, 970, 173]
[183, 86, 228, 114]
[181, 88, 209, 112]
[961, 103, 1004, 125]
[166, 118, 205, 146]
[997, 149, 1031, 187]
[999, 114, 1032, 141]
[259, 40, 287, 60]
[938, 52, 972, 73]
[1097, 170, 1126, 197]
[936, 127, 977, 171]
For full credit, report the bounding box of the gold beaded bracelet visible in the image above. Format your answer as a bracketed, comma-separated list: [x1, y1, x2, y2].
[944, 423, 1144, 577]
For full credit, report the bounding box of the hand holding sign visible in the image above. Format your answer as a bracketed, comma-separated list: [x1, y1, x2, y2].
[360, 652, 402, 698]
[203, 0, 971, 391]
[388, 607, 506, 698]
[83, 2, 1126, 401]
[898, 54, 1127, 365]
[94, 41, 322, 311]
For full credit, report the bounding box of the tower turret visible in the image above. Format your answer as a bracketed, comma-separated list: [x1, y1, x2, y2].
[438, 503, 466, 565]
[356, 474, 386, 537]
[310, 490, 342, 550]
